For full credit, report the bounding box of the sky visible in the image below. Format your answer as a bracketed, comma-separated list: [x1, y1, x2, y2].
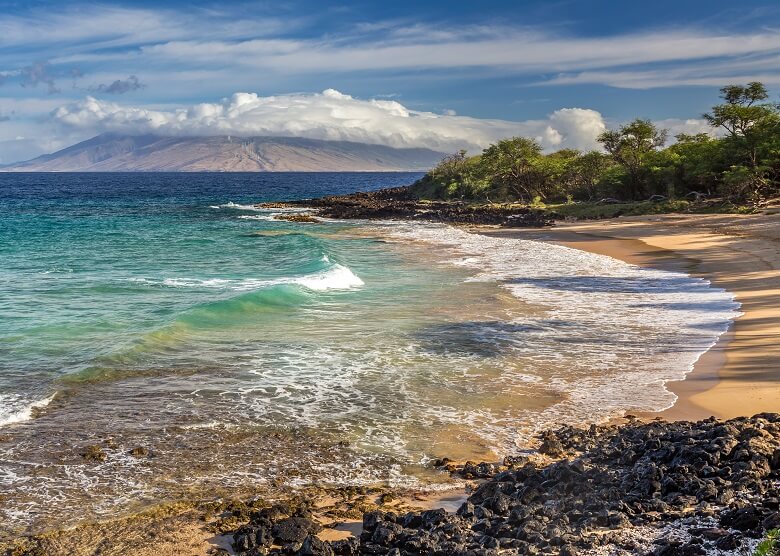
[1, 0, 779, 163]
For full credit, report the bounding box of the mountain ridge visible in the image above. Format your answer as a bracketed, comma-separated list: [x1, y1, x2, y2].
[1, 134, 447, 172]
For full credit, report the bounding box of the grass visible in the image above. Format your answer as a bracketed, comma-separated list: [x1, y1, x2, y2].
[542, 199, 757, 220]
[546, 200, 688, 219]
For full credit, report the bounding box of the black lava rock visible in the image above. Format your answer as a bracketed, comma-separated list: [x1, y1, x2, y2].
[227, 414, 780, 555]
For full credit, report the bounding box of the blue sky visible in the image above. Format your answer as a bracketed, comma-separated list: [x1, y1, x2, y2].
[1, 0, 779, 163]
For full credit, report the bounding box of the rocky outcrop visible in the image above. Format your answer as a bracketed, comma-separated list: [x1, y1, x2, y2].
[263, 188, 554, 227]
[227, 414, 780, 555]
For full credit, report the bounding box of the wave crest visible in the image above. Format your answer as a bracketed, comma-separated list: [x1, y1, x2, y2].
[0, 393, 56, 427]
[295, 263, 364, 291]
[129, 263, 364, 293]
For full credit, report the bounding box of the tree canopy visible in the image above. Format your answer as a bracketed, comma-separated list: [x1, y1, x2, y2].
[413, 82, 779, 204]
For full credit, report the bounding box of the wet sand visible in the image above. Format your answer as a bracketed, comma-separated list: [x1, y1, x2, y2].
[476, 208, 780, 420]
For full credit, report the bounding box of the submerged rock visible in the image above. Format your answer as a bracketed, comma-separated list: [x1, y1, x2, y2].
[128, 446, 149, 457]
[80, 444, 107, 462]
[273, 213, 321, 223]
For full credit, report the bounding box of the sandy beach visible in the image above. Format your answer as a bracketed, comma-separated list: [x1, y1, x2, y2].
[478, 209, 780, 421]
[4, 208, 778, 555]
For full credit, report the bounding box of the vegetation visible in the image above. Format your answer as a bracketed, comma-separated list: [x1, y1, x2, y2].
[413, 82, 779, 208]
[754, 529, 780, 556]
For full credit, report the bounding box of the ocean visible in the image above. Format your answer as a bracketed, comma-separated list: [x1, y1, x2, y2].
[0, 173, 739, 536]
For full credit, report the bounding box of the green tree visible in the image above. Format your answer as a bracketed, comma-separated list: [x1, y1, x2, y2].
[598, 119, 668, 199]
[666, 133, 725, 196]
[432, 150, 468, 186]
[480, 137, 547, 202]
[703, 82, 778, 168]
[421, 150, 484, 199]
[566, 151, 614, 200]
[538, 149, 581, 200]
[411, 82, 778, 206]
[703, 82, 780, 199]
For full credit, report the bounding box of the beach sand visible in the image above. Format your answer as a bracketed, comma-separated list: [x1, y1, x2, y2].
[477, 209, 780, 421]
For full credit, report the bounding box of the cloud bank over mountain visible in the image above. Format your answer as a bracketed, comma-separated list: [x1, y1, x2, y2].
[2, 3, 774, 163]
[52, 89, 610, 153]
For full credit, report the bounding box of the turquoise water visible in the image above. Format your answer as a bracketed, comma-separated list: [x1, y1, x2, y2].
[0, 172, 423, 420]
[0, 173, 740, 535]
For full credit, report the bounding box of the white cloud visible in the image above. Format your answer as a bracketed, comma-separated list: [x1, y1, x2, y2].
[655, 118, 717, 139]
[51, 89, 609, 153]
[2, 5, 775, 92]
[0, 6, 290, 52]
[546, 109, 608, 149]
[541, 68, 780, 89]
[78, 29, 780, 79]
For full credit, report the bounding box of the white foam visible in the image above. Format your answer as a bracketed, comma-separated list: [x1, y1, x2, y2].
[373, 221, 741, 438]
[0, 393, 56, 427]
[210, 202, 260, 211]
[210, 202, 311, 214]
[237, 214, 277, 221]
[127, 264, 364, 293]
[293, 264, 365, 291]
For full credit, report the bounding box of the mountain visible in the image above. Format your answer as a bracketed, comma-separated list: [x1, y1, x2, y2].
[2, 134, 447, 172]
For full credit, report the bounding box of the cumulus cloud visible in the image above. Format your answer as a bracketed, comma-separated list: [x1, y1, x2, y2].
[51, 89, 608, 153]
[655, 118, 717, 139]
[89, 75, 146, 95]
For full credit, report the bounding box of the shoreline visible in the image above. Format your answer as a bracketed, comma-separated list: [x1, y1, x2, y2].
[4, 205, 778, 553]
[476, 210, 780, 420]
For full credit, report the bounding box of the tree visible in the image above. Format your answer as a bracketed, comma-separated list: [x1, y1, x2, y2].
[598, 119, 668, 199]
[409, 82, 777, 205]
[537, 149, 580, 200]
[423, 150, 484, 199]
[480, 137, 547, 202]
[703, 82, 779, 169]
[431, 150, 467, 184]
[703, 82, 780, 200]
[666, 134, 725, 196]
[565, 151, 613, 200]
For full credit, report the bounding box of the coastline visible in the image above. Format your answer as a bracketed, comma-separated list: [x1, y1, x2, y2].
[4, 197, 779, 554]
[3, 209, 779, 554]
[475, 210, 780, 421]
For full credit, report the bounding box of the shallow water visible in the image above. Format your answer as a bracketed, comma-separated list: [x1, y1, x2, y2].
[0, 173, 740, 536]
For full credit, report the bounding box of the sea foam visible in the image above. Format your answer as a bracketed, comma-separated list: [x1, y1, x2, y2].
[212, 202, 310, 214]
[210, 202, 260, 211]
[294, 263, 365, 291]
[0, 393, 56, 427]
[129, 263, 364, 293]
[377, 222, 741, 433]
